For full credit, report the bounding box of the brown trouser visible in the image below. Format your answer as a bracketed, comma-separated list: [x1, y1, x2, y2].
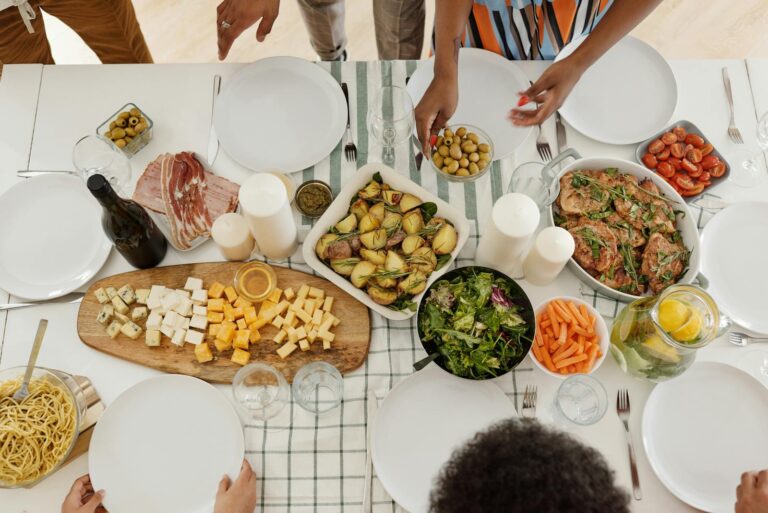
[0, 0, 152, 64]
[297, 0, 425, 60]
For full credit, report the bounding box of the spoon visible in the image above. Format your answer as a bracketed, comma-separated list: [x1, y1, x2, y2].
[13, 319, 49, 401]
[412, 352, 439, 371]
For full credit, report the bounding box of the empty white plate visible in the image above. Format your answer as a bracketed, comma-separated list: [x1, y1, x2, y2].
[0, 174, 111, 300]
[555, 36, 677, 144]
[372, 365, 516, 513]
[700, 202, 768, 334]
[214, 57, 347, 173]
[406, 48, 534, 160]
[643, 362, 768, 512]
[90, 375, 245, 513]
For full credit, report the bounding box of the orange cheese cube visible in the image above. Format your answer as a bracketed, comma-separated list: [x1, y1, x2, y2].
[231, 348, 250, 366]
[207, 310, 224, 323]
[207, 298, 225, 312]
[208, 282, 225, 299]
[267, 288, 283, 304]
[195, 342, 214, 363]
[234, 297, 253, 309]
[243, 306, 258, 325]
[249, 329, 262, 343]
[224, 286, 238, 303]
[233, 330, 250, 350]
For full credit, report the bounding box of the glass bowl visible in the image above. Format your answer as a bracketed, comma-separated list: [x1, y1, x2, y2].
[0, 367, 88, 488]
[234, 261, 277, 303]
[96, 102, 153, 158]
[428, 124, 494, 183]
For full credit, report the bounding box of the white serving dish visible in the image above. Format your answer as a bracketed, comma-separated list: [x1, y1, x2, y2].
[545, 149, 701, 303]
[302, 163, 470, 321]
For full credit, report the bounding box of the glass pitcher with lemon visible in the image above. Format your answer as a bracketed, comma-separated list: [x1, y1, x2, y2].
[610, 285, 728, 382]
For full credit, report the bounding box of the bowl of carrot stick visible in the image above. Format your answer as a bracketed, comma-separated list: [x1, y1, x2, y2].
[531, 297, 609, 379]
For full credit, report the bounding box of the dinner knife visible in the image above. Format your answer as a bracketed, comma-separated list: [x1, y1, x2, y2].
[362, 390, 378, 513]
[17, 170, 79, 178]
[555, 111, 567, 154]
[207, 74, 222, 166]
[0, 293, 84, 311]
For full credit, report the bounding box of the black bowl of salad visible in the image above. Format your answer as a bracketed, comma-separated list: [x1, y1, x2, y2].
[416, 266, 535, 380]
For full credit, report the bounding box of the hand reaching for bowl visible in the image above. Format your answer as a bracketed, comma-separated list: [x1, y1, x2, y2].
[508, 57, 585, 127]
[414, 76, 458, 157]
[214, 459, 258, 513]
[61, 475, 106, 513]
[736, 471, 768, 513]
[217, 0, 280, 60]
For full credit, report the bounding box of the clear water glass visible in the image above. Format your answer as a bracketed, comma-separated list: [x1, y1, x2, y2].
[554, 375, 608, 426]
[728, 148, 761, 188]
[291, 361, 343, 414]
[72, 135, 132, 193]
[367, 86, 414, 166]
[233, 363, 290, 422]
[508, 162, 558, 210]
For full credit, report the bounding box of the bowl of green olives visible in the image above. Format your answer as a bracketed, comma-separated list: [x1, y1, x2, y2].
[97, 103, 153, 158]
[429, 125, 493, 183]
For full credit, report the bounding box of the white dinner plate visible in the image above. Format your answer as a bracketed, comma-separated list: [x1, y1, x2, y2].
[406, 48, 534, 160]
[700, 202, 768, 334]
[555, 36, 677, 144]
[372, 365, 516, 513]
[214, 56, 347, 173]
[643, 362, 768, 512]
[90, 375, 245, 513]
[0, 174, 111, 300]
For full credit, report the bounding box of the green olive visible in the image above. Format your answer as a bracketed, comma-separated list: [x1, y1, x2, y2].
[455, 126, 467, 138]
[459, 158, 469, 168]
[467, 132, 479, 143]
[447, 160, 459, 174]
[111, 128, 126, 139]
[124, 127, 136, 137]
[433, 154, 444, 168]
[443, 156, 453, 166]
[456, 168, 470, 177]
[134, 123, 147, 134]
[437, 145, 449, 157]
[469, 152, 480, 163]
[124, 136, 133, 143]
[479, 152, 491, 162]
[477, 159, 489, 171]
[443, 137, 453, 147]
[109, 121, 117, 130]
[449, 143, 462, 160]
[469, 162, 479, 174]
[128, 116, 140, 126]
[117, 112, 130, 120]
[435, 136, 443, 148]
[441, 166, 450, 174]
[116, 118, 128, 128]
[114, 139, 127, 149]
[478, 143, 491, 153]
[129, 108, 141, 117]
[443, 128, 454, 139]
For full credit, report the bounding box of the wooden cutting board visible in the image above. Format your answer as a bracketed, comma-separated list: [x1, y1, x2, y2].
[77, 262, 371, 383]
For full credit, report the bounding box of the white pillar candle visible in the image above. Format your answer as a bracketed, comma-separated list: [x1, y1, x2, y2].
[475, 193, 540, 277]
[238, 173, 298, 260]
[522, 227, 575, 286]
[211, 213, 255, 261]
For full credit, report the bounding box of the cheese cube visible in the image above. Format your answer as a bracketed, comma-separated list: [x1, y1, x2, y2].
[231, 348, 250, 366]
[297, 284, 310, 300]
[149, 284, 166, 300]
[117, 285, 136, 305]
[283, 310, 296, 326]
[146, 295, 162, 311]
[106, 287, 118, 300]
[234, 297, 253, 309]
[276, 342, 298, 359]
[258, 300, 277, 318]
[223, 286, 238, 303]
[260, 307, 278, 323]
[193, 305, 207, 316]
[162, 310, 180, 327]
[174, 296, 193, 317]
[233, 330, 250, 350]
[303, 299, 315, 315]
[308, 287, 325, 300]
[322, 296, 334, 312]
[274, 301, 290, 316]
[332, 316, 340, 327]
[223, 303, 234, 322]
[267, 288, 283, 304]
[323, 340, 331, 350]
[287, 328, 299, 344]
[160, 325, 175, 338]
[161, 292, 180, 312]
[319, 316, 334, 333]
[214, 337, 232, 352]
[171, 329, 186, 346]
[190, 314, 208, 330]
[135, 288, 150, 305]
[318, 330, 335, 342]
[184, 277, 203, 291]
[106, 320, 122, 339]
[217, 322, 236, 344]
[115, 311, 131, 324]
[145, 329, 161, 347]
[283, 288, 295, 300]
[191, 289, 208, 305]
[295, 308, 312, 325]
[208, 282, 225, 299]
[208, 324, 221, 337]
[195, 342, 214, 363]
[96, 304, 114, 325]
[290, 297, 304, 312]
[312, 308, 323, 326]
[274, 330, 287, 344]
[249, 329, 261, 343]
[243, 306, 258, 325]
[174, 289, 191, 298]
[94, 288, 110, 304]
[111, 295, 129, 314]
[185, 329, 204, 345]
[289, 317, 299, 328]
[146, 311, 163, 330]
[249, 318, 269, 330]
[207, 298, 225, 312]
[294, 326, 307, 341]
[298, 339, 310, 352]
[132, 306, 148, 322]
[232, 307, 244, 320]
[207, 311, 224, 323]
[120, 321, 143, 340]
[236, 318, 247, 330]
[271, 315, 284, 329]
[175, 316, 190, 330]
[307, 329, 318, 343]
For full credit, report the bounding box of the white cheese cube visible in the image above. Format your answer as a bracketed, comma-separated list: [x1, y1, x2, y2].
[96, 305, 114, 325]
[106, 287, 118, 299]
[173, 296, 193, 317]
[184, 277, 203, 291]
[111, 295, 129, 314]
[120, 321, 143, 340]
[184, 329, 204, 345]
[146, 311, 163, 330]
[132, 306, 148, 322]
[175, 315, 190, 330]
[175, 289, 191, 298]
[94, 288, 110, 304]
[115, 312, 131, 324]
[162, 310, 180, 327]
[161, 292, 180, 312]
[135, 289, 150, 305]
[160, 325, 175, 338]
[146, 295, 162, 311]
[117, 285, 136, 305]
[148, 285, 166, 302]
[191, 289, 208, 305]
[145, 329, 161, 347]
[192, 305, 207, 316]
[298, 339, 310, 352]
[190, 314, 208, 330]
[171, 329, 186, 346]
[106, 320, 123, 339]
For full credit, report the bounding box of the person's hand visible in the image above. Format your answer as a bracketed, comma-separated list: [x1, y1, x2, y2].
[508, 57, 586, 127]
[414, 76, 458, 157]
[217, 0, 280, 60]
[61, 475, 106, 513]
[736, 471, 768, 513]
[214, 459, 257, 513]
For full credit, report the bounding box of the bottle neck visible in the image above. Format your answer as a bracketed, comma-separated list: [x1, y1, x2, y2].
[88, 175, 126, 210]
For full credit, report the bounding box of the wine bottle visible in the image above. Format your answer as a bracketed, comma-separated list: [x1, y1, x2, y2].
[87, 174, 168, 268]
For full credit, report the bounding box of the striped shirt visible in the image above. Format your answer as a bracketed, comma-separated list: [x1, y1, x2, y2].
[460, 0, 614, 60]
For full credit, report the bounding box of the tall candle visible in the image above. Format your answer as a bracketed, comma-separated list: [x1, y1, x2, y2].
[211, 213, 254, 261]
[522, 227, 575, 285]
[475, 193, 540, 276]
[238, 173, 298, 260]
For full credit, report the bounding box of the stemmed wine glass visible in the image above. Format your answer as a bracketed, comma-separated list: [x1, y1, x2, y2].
[729, 111, 768, 188]
[72, 135, 132, 193]
[367, 86, 415, 166]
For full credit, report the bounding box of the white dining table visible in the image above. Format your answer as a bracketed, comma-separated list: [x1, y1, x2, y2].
[1, 58, 767, 513]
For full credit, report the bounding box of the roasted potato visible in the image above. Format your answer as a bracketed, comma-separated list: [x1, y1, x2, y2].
[360, 249, 386, 265]
[382, 212, 402, 233]
[432, 224, 458, 255]
[335, 213, 358, 234]
[408, 247, 437, 273]
[360, 228, 387, 250]
[368, 202, 385, 222]
[399, 193, 422, 213]
[398, 272, 428, 295]
[359, 213, 381, 233]
[331, 258, 360, 276]
[384, 250, 407, 273]
[382, 189, 403, 206]
[402, 210, 424, 235]
[359, 180, 381, 199]
[315, 233, 339, 260]
[350, 199, 369, 220]
[350, 260, 377, 288]
[367, 285, 398, 306]
[401, 235, 425, 255]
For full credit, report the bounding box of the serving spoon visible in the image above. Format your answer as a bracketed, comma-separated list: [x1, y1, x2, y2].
[412, 352, 439, 371]
[13, 319, 49, 401]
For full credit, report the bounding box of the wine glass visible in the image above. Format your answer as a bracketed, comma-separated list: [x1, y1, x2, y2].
[72, 135, 132, 193]
[729, 111, 768, 188]
[367, 86, 414, 166]
[232, 362, 289, 428]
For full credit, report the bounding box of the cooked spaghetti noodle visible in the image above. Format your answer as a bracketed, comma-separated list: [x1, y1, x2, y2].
[0, 377, 76, 486]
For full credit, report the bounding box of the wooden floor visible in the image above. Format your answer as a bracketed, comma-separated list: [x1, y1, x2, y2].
[34, 0, 768, 65]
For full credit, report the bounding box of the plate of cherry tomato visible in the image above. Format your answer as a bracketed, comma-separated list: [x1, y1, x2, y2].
[636, 121, 729, 201]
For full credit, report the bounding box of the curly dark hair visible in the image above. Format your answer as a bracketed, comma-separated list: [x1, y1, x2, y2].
[429, 418, 629, 513]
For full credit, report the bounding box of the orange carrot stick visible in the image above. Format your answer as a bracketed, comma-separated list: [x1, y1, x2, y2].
[553, 342, 578, 362]
[553, 300, 574, 323]
[540, 345, 557, 372]
[547, 303, 561, 338]
[585, 344, 600, 371]
[555, 354, 588, 369]
[568, 301, 588, 327]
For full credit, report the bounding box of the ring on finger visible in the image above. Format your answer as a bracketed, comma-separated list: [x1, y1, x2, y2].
[220, 20, 232, 30]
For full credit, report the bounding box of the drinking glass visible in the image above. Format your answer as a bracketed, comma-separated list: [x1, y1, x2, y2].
[367, 86, 414, 166]
[291, 361, 343, 414]
[72, 135, 132, 193]
[554, 375, 607, 426]
[507, 162, 558, 210]
[233, 363, 290, 423]
[729, 111, 768, 188]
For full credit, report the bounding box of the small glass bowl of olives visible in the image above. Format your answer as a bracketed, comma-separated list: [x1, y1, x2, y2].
[428, 125, 493, 183]
[97, 103, 153, 158]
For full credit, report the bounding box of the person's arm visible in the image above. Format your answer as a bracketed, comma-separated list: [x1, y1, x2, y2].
[213, 459, 257, 513]
[61, 475, 105, 513]
[736, 471, 768, 513]
[414, 0, 473, 156]
[509, 0, 663, 126]
[217, 0, 280, 60]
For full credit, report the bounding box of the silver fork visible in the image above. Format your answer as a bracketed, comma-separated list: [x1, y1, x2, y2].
[729, 332, 768, 346]
[617, 389, 642, 501]
[535, 125, 552, 161]
[341, 82, 357, 162]
[722, 67, 744, 144]
[521, 385, 537, 418]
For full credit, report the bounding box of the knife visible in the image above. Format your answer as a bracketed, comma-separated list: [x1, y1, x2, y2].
[0, 293, 84, 311]
[207, 74, 222, 166]
[555, 111, 567, 154]
[17, 170, 79, 178]
[362, 390, 378, 513]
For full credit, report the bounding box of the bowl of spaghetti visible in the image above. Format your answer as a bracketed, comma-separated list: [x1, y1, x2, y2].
[0, 367, 87, 488]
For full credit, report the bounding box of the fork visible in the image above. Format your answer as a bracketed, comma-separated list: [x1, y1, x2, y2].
[529, 80, 552, 161]
[617, 389, 642, 500]
[722, 67, 744, 144]
[341, 82, 357, 162]
[729, 332, 768, 346]
[521, 385, 537, 418]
